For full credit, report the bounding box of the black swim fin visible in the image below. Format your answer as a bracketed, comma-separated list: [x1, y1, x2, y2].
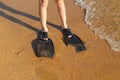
[36, 32, 55, 58]
[36, 38, 55, 58]
[62, 29, 86, 52]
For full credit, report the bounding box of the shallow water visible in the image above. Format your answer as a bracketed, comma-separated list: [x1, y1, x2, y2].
[75, 0, 120, 51]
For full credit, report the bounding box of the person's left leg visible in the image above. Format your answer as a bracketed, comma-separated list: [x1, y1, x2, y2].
[54, 0, 68, 29]
[54, 0, 72, 38]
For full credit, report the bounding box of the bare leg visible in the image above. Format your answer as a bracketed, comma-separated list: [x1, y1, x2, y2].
[39, 0, 49, 32]
[54, 0, 72, 38]
[54, 0, 68, 29]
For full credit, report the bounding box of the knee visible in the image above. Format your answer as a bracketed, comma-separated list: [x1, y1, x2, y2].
[40, 0, 48, 8]
[54, 0, 64, 7]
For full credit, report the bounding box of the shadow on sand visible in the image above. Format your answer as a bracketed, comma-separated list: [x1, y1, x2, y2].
[0, 2, 84, 57]
[0, 2, 62, 57]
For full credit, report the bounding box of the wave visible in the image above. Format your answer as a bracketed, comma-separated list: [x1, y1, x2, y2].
[74, 0, 120, 51]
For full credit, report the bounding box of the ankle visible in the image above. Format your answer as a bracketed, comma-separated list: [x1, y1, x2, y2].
[61, 24, 68, 29]
[41, 25, 48, 32]
[41, 28, 48, 32]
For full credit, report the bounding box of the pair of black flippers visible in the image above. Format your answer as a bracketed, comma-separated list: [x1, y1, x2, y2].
[36, 29, 86, 58]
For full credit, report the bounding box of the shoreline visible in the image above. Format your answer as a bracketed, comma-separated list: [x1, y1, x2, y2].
[75, 0, 120, 52]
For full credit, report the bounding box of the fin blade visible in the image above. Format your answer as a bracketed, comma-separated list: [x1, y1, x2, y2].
[36, 39, 55, 58]
[74, 43, 86, 52]
[65, 34, 83, 44]
[64, 34, 86, 52]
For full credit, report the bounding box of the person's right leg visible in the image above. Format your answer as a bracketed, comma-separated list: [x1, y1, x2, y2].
[39, 0, 49, 40]
[39, 0, 49, 32]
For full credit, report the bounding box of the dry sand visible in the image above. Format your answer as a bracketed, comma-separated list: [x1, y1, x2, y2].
[0, 0, 120, 80]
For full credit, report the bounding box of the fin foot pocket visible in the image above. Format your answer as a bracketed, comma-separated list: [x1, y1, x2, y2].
[39, 32, 48, 41]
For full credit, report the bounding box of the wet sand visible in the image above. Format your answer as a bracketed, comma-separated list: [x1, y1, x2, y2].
[0, 0, 120, 80]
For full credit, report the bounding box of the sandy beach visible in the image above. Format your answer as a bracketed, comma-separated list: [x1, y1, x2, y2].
[0, 0, 120, 80]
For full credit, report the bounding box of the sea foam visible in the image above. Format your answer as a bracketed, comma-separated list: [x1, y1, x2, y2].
[75, 0, 120, 51]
